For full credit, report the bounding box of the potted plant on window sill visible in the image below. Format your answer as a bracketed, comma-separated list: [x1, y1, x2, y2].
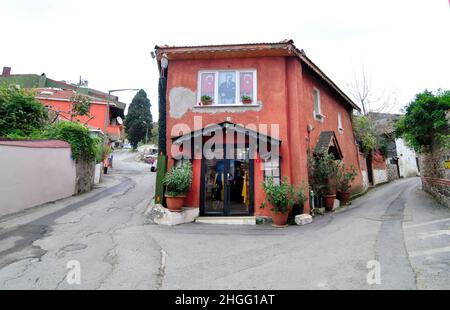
[200, 95, 213, 106]
[261, 177, 295, 228]
[241, 95, 253, 104]
[337, 164, 357, 204]
[163, 162, 193, 212]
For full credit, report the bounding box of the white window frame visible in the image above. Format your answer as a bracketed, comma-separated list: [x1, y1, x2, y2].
[197, 69, 257, 106]
[263, 156, 280, 185]
[338, 112, 344, 134]
[313, 88, 325, 122]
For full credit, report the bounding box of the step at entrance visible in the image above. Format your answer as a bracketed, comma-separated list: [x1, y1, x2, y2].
[195, 216, 256, 225]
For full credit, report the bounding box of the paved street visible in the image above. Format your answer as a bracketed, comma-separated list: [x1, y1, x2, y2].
[0, 152, 449, 289]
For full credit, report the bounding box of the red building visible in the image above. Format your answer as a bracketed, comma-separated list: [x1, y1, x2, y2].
[34, 88, 125, 141]
[155, 40, 364, 217]
[0, 67, 125, 142]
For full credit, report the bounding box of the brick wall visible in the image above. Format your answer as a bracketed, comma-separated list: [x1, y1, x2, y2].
[421, 177, 450, 208]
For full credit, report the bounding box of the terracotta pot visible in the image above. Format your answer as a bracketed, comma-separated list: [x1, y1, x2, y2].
[201, 99, 213, 105]
[339, 191, 351, 204]
[242, 99, 252, 104]
[271, 210, 289, 228]
[324, 194, 336, 210]
[165, 195, 186, 212]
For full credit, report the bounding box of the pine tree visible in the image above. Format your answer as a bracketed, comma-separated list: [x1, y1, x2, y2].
[124, 89, 153, 149]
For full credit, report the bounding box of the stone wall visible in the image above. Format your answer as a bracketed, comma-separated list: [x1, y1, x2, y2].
[421, 177, 450, 208]
[75, 158, 95, 194]
[387, 163, 399, 182]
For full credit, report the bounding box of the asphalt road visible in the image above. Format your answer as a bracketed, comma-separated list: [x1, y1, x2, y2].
[0, 152, 449, 289]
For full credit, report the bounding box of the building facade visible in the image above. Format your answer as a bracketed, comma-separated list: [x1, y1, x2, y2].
[156, 40, 364, 217]
[0, 67, 125, 142]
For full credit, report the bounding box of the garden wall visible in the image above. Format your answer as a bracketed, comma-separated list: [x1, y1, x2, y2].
[421, 177, 450, 208]
[0, 140, 76, 217]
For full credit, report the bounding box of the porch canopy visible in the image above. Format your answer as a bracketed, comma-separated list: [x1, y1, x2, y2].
[171, 121, 281, 159]
[313, 131, 343, 160]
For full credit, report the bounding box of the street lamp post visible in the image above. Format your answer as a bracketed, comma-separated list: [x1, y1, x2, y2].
[103, 88, 140, 145]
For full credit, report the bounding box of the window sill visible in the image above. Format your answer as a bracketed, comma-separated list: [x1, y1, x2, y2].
[195, 103, 260, 108]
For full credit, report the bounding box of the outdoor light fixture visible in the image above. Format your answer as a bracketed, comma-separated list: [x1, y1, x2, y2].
[161, 53, 168, 69]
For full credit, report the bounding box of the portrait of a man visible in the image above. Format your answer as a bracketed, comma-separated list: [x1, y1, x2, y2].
[219, 72, 236, 104]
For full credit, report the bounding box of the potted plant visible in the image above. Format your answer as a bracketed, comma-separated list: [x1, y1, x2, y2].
[241, 95, 253, 104]
[292, 181, 308, 217]
[313, 152, 338, 211]
[200, 95, 213, 105]
[163, 162, 192, 212]
[337, 164, 357, 204]
[261, 177, 295, 228]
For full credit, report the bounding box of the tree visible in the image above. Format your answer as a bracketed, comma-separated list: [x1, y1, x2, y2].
[0, 85, 48, 137]
[124, 89, 153, 149]
[48, 94, 93, 124]
[396, 89, 450, 152]
[149, 122, 159, 146]
[352, 115, 378, 155]
[347, 66, 397, 115]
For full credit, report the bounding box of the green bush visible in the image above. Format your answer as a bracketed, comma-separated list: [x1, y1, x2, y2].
[163, 162, 193, 196]
[0, 85, 48, 137]
[337, 164, 358, 192]
[261, 177, 295, 214]
[44, 122, 98, 161]
[95, 143, 112, 164]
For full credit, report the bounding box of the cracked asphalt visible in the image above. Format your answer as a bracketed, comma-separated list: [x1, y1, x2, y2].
[0, 151, 449, 289]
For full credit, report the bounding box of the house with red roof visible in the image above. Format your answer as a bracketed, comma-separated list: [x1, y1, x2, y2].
[154, 40, 367, 219]
[0, 67, 125, 142]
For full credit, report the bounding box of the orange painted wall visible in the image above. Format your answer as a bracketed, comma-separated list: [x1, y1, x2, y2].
[301, 65, 364, 195]
[165, 56, 364, 214]
[38, 99, 121, 136]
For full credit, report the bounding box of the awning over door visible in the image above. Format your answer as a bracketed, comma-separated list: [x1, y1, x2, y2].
[314, 131, 343, 160]
[172, 121, 281, 146]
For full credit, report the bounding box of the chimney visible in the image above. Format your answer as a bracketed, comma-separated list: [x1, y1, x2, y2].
[2, 67, 11, 76]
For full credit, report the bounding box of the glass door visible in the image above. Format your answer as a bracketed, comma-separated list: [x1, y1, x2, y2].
[203, 158, 226, 215]
[201, 145, 253, 216]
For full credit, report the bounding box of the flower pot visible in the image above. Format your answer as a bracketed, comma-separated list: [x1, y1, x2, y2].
[201, 99, 213, 105]
[324, 194, 336, 211]
[339, 191, 351, 204]
[292, 203, 304, 217]
[242, 99, 252, 104]
[165, 195, 186, 212]
[271, 211, 289, 228]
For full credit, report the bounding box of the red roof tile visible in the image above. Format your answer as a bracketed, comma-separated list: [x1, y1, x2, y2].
[155, 39, 360, 111]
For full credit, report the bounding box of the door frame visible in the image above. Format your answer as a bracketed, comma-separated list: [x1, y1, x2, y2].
[200, 144, 254, 216]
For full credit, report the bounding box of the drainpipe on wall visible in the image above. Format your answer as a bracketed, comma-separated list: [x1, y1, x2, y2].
[154, 52, 168, 206]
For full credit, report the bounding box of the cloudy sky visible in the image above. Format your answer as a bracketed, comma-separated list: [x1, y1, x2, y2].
[1, 0, 449, 119]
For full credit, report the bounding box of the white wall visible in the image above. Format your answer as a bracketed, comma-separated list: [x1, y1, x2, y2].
[373, 169, 388, 185]
[395, 138, 419, 177]
[0, 143, 76, 217]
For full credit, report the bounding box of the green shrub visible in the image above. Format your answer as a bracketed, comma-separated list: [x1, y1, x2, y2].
[0, 85, 48, 137]
[337, 164, 358, 192]
[44, 122, 97, 161]
[95, 143, 112, 164]
[163, 162, 193, 196]
[261, 177, 295, 214]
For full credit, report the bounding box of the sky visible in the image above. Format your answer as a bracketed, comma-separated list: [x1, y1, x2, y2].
[1, 0, 449, 119]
